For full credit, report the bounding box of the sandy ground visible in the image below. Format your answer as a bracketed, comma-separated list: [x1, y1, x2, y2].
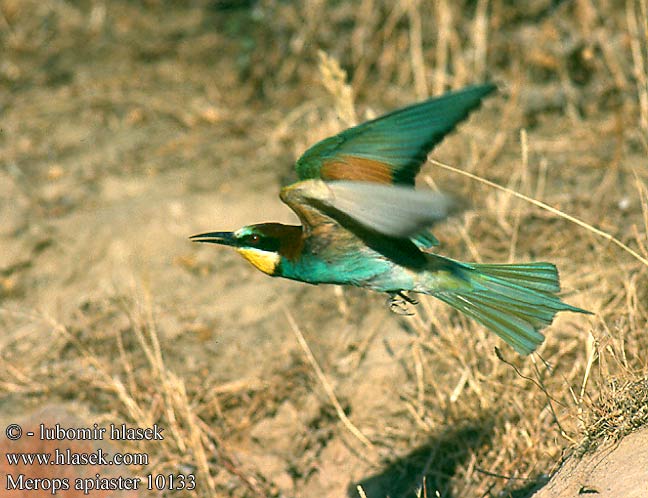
[1, 1, 648, 497]
[532, 427, 648, 498]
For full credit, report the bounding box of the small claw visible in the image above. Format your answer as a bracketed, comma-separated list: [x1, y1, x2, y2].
[387, 293, 415, 316]
[397, 291, 419, 305]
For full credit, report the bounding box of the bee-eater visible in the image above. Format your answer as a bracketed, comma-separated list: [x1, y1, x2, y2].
[191, 84, 590, 355]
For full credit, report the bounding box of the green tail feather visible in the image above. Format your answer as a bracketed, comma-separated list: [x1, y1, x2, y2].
[434, 262, 591, 355]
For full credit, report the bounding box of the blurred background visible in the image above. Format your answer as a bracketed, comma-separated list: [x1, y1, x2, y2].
[1, 0, 647, 497]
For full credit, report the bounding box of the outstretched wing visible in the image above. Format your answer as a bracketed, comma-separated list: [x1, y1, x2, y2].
[295, 83, 496, 186]
[280, 180, 451, 239]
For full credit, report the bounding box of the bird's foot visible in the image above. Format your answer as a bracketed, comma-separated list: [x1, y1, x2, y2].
[397, 291, 419, 305]
[387, 292, 418, 316]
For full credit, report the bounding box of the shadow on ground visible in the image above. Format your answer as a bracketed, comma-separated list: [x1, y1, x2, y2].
[349, 420, 497, 498]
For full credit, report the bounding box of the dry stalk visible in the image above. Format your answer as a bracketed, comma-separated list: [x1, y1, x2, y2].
[433, 0, 451, 94]
[626, 0, 648, 133]
[472, 0, 489, 80]
[429, 158, 648, 268]
[407, 0, 429, 99]
[317, 50, 357, 126]
[283, 307, 376, 453]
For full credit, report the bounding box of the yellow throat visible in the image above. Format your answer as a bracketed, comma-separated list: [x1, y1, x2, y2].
[235, 247, 280, 275]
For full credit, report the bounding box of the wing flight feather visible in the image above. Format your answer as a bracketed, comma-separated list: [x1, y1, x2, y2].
[280, 180, 450, 240]
[295, 84, 497, 185]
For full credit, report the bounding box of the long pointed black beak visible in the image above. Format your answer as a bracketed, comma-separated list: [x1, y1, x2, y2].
[189, 231, 237, 246]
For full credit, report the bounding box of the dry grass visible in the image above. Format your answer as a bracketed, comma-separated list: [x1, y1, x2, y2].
[1, 0, 648, 497]
[269, 3, 648, 494]
[580, 377, 648, 452]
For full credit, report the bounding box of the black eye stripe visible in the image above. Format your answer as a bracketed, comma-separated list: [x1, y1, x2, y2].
[240, 233, 280, 252]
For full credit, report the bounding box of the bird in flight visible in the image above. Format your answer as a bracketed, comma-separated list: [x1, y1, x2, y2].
[191, 84, 590, 355]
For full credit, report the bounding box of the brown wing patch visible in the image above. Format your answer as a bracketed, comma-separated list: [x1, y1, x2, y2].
[321, 155, 393, 184]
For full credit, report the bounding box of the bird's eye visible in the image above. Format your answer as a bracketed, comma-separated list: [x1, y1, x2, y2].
[249, 234, 260, 244]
